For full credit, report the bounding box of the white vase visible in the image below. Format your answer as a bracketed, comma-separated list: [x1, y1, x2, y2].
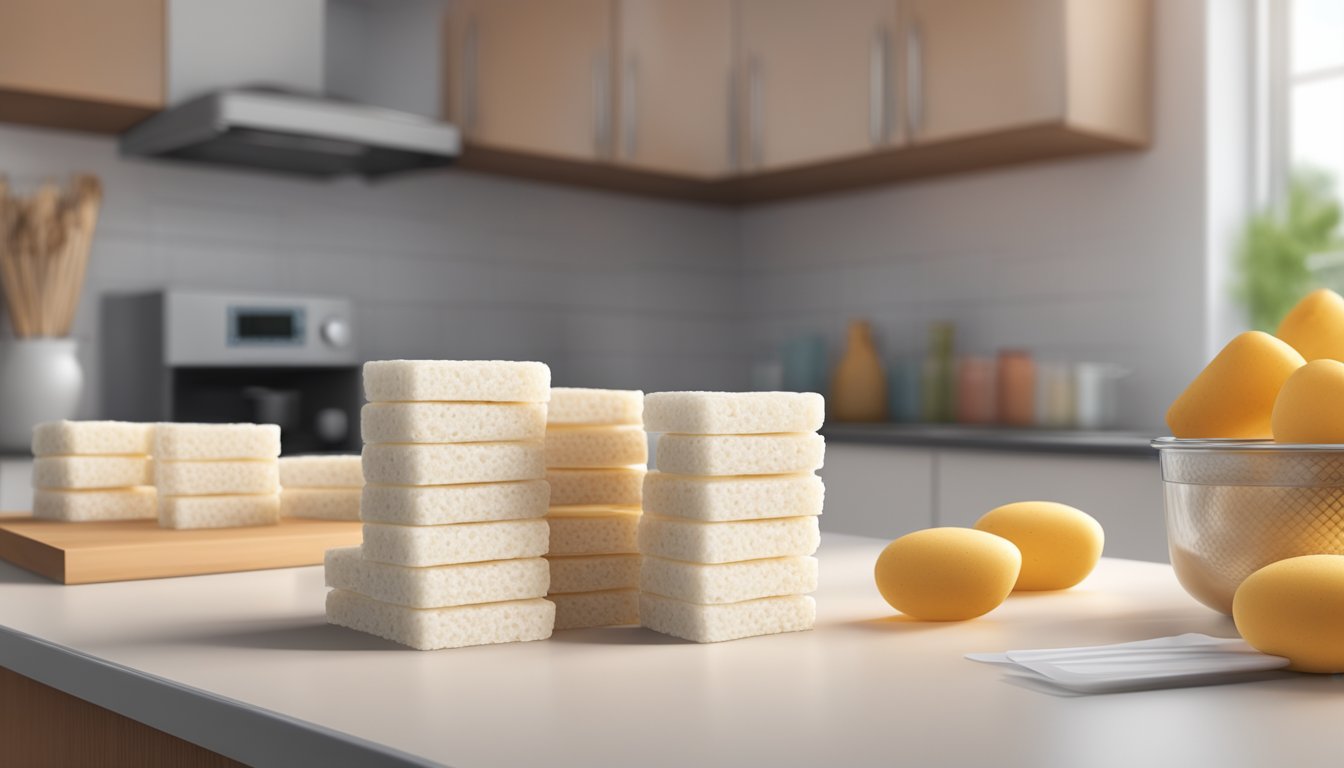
[0, 339, 83, 452]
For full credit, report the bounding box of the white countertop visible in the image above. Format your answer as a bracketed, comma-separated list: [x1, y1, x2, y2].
[1, 533, 1342, 768]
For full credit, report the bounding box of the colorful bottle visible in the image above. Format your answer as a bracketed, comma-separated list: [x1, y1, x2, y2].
[831, 320, 888, 422]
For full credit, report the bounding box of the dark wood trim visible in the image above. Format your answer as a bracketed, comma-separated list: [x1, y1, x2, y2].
[0, 87, 159, 135]
[0, 665, 245, 767]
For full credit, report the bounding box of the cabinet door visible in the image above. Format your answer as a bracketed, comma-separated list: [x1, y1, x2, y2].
[0, 0, 164, 127]
[616, 0, 734, 178]
[905, 0, 1064, 143]
[447, 0, 614, 161]
[819, 444, 934, 539]
[738, 0, 900, 173]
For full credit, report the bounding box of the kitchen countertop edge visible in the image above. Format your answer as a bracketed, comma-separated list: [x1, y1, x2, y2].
[821, 424, 1158, 457]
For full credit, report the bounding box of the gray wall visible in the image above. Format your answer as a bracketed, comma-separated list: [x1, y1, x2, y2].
[0, 124, 745, 418]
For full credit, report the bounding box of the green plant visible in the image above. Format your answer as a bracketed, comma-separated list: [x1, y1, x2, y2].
[1238, 170, 1344, 331]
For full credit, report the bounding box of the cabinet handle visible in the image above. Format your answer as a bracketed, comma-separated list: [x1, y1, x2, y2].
[621, 56, 638, 160]
[463, 17, 479, 133]
[906, 21, 923, 139]
[592, 53, 612, 158]
[748, 55, 763, 169]
[869, 26, 890, 146]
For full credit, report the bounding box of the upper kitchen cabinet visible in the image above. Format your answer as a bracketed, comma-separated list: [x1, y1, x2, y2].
[616, 0, 734, 178]
[907, 0, 1148, 145]
[737, 0, 900, 173]
[445, 0, 615, 163]
[0, 0, 165, 134]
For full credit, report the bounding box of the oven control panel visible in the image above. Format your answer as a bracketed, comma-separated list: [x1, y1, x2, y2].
[164, 291, 357, 366]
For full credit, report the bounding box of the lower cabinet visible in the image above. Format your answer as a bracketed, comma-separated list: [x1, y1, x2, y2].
[820, 443, 1167, 563]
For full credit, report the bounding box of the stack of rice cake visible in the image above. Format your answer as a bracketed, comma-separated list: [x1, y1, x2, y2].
[544, 388, 646, 630]
[639, 392, 825, 642]
[280, 455, 363, 520]
[325, 360, 556, 650]
[31, 420, 156, 521]
[155, 423, 282, 529]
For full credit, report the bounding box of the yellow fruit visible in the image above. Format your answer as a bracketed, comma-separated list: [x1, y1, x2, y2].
[973, 501, 1104, 591]
[1233, 555, 1344, 673]
[1271, 359, 1344, 443]
[1277, 288, 1344, 361]
[1166, 331, 1305, 438]
[873, 527, 1021, 621]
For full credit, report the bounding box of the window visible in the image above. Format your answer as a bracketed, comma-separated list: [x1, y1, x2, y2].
[1281, 0, 1344, 201]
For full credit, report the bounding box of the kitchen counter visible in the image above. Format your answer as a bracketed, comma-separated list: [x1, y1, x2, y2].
[823, 423, 1158, 457]
[1, 533, 1341, 768]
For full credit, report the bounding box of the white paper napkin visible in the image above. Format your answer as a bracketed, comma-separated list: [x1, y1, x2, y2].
[967, 634, 1292, 693]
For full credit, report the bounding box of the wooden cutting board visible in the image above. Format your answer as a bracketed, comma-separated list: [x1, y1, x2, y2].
[0, 516, 361, 584]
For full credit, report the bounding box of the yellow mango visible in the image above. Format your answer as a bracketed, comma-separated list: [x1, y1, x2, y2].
[1272, 359, 1344, 443]
[1233, 555, 1344, 673]
[1277, 288, 1344, 361]
[873, 527, 1021, 621]
[1166, 331, 1305, 439]
[973, 501, 1104, 591]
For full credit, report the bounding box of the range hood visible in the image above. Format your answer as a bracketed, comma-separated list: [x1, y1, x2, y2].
[119, 0, 460, 178]
[120, 87, 460, 178]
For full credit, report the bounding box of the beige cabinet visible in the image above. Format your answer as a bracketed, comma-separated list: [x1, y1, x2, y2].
[615, 0, 734, 178]
[737, 0, 900, 173]
[905, 0, 1147, 146]
[0, 0, 164, 133]
[445, 0, 615, 162]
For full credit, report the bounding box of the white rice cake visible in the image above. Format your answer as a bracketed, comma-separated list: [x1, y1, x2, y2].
[156, 460, 279, 496]
[644, 391, 825, 435]
[547, 507, 641, 556]
[326, 590, 555, 650]
[32, 420, 154, 457]
[654, 433, 824, 477]
[361, 402, 547, 445]
[324, 547, 549, 608]
[547, 388, 643, 426]
[544, 426, 648, 469]
[155, 423, 281, 460]
[279, 455, 364, 488]
[547, 553, 641, 594]
[158, 493, 281, 529]
[640, 593, 816, 643]
[361, 519, 549, 567]
[643, 471, 824, 521]
[546, 468, 644, 507]
[551, 589, 639, 630]
[33, 487, 157, 522]
[360, 480, 549, 525]
[32, 456, 153, 490]
[641, 555, 819, 604]
[281, 488, 361, 520]
[362, 360, 550, 403]
[362, 442, 544, 486]
[638, 515, 820, 564]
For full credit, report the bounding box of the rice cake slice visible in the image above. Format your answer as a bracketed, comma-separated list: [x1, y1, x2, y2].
[546, 468, 644, 507]
[544, 426, 648, 469]
[32, 456, 154, 490]
[362, 442, 544, 486]
[155, 423, 281, 460]
[33, 487, 157, 522]
[158, 493, 281, 529]
[643, 471, 824, 521]
[279, 455, 364, 488]
[362, 360, 550, 403]
[644, 391, 825, 435]
[361, 402, 547, 445]
[326, 590, 555, 650]
[32, 420, 154, 457]
[281, 488, 361, 520]
[546, 507, 642, 556]
[640, 593, 816, 643]
[654, 433, 824, 476]
[156, 460, 279, 495]
[547, 553, 642, 594]
[360, 480, 549, 525]
[361, 519, 549, 567]
[551, 589, 639, 630]
[637, 515, 820, 564]
[324, 547, 549, 608]
[641, 555, 818, 604]
[547, 388, 643, 426]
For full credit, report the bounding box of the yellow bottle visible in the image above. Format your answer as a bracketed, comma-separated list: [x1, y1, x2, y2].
[831, 320, 888, 422]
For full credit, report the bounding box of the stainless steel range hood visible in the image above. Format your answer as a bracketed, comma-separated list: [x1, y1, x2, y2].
[120, 87, 460, 178]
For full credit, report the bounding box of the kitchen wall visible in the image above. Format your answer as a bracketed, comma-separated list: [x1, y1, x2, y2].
[0, 124, 745, 419]
[739, 0, 1220, 431]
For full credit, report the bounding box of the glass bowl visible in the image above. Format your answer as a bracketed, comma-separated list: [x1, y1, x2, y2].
[1153, 437, 1344, 614]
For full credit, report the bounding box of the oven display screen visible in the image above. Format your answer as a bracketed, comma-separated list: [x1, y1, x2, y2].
[230, 308, 305, 345]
